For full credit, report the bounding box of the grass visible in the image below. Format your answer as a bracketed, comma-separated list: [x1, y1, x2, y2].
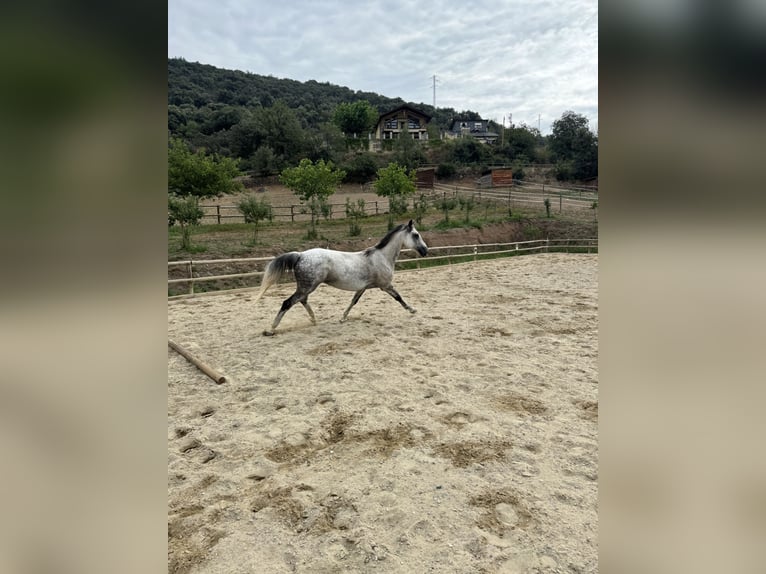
[168, 201, 597, 262]
[431, 218, 483, 231]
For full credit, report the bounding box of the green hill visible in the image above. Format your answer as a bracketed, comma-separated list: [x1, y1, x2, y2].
[168, 57, 478, 140]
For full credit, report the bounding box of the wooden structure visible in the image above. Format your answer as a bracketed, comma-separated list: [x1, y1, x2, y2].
[168, 339, 227, 384]
[490, 168, 514, 186]
[415, 167, 435, 190]
[476, 168, 513, 188]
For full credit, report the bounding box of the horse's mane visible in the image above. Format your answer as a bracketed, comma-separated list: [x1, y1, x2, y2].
[365, 223, 407, 256]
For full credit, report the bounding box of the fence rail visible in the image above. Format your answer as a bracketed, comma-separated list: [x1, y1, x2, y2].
[194, 180, 597, 225]
[198, 200, 392, 225]
[168, 238, 598, 299]
[431, 182, 597, 213]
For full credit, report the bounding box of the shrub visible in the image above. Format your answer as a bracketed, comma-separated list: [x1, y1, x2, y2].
[345, 197, 366, 236]
[237, 195, 273, 244]
[168, 194, 204, 251]
[436, 162, 457, 179]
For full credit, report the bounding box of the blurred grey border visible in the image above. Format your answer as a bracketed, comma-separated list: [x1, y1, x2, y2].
[601, 0, 766, 571]
[0, 1, 167, 572]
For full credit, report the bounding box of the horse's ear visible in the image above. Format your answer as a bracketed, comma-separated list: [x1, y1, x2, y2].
[407, 219, 414, 229]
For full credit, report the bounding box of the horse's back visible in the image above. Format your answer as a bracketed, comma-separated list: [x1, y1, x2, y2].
[298, 248, 371, 291]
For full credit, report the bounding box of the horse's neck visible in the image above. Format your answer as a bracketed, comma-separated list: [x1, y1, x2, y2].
[377, 233, 405, 264]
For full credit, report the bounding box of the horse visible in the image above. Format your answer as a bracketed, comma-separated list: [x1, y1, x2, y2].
[254, 220, 428, 335]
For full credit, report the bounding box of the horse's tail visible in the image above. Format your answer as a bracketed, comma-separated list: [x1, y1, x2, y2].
[254, 252, 301, 301]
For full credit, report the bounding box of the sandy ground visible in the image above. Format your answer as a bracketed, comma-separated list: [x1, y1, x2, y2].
[168, 253, 598, 573]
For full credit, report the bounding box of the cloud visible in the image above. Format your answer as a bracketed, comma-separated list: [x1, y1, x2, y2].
[168, 0, 597, 133]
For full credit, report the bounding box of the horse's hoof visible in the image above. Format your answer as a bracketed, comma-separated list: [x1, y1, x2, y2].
[409, 308, 417, 314]
[262, 330, 276, 337]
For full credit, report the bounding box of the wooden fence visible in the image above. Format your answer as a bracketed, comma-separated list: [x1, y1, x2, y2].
[199, 199, 393, 225]
[196, 180, 597, 225]
[168, 238, 598, 299]
[431, 182, 597, 213]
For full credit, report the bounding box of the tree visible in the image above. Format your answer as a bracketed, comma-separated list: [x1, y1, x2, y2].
[497, 124, 539, 163]
[458, 194, 476, 223]
[451, 138, 490, 165]
[413, 193, 428, 225]
[342, 152, 379, 183]
[252, 101, 305, 165]
[280, 158, 346, 239]
[333, 101, 378, 136]
[392, 126, 426, 171]
[237, 195, 273, 244]
[345, 197, 366, 237]
[305, 122, 345, 163]
[168, 137, 243, 199]
[373, 162, 416, 229]
[548, 111, 598, 181]
[168, 195, 204, 251]
[250, 145, 278, 176]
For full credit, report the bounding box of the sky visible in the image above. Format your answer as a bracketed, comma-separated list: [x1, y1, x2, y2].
[168, 0, 597, 135]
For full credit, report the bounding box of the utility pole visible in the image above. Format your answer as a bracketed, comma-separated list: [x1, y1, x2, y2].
[538, 114, 541, 132]
[431, 75, 438, 108]
[501, 115, 505, 146]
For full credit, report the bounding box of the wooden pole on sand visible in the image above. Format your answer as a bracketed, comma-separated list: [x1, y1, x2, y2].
[168, 339, 226, 384]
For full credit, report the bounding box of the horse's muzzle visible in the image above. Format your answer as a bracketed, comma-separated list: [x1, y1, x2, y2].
[417, 246, 428, 256]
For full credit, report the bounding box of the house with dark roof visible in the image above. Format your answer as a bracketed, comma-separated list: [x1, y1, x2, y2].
[446, 119, 499, 144]
[369, 104, 431, 151]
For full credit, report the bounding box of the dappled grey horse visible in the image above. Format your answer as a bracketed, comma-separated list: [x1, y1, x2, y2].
[254, 220, 428, 335]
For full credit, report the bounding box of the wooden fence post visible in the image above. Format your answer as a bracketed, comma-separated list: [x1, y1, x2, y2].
[216, 205, 221, 224]
[187, 260, 194, 295]
[559, 193, 562, 213]
[290, 205, 295, 222]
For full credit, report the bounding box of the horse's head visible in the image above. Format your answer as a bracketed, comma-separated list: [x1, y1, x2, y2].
[404, 219, 428, 257]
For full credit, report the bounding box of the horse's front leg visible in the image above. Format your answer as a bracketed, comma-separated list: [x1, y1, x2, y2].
[301, 299, 317, 325]
[381, 285, 416, 314]
[341, 289, 366, 322]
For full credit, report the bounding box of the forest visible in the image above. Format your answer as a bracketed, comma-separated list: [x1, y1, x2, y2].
[168, 58, 597, 183]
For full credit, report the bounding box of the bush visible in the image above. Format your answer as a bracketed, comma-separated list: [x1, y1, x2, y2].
[345, 197, 367, 236]
[168, 194, 204, 250]
[413, 193, 428, 225]
[436, 162, 457, 179]
[237, 195, 273, 244]
[458, 195, 476, 223]
[554, 160, 575, 182]
[437, 196, 457, 223]
[342, 152, 379, 183]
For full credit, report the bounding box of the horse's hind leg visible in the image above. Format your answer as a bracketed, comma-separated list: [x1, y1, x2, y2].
[381, 285, 416, 314]
[341, 289, 366, 322]
[264, 290, 306, 336]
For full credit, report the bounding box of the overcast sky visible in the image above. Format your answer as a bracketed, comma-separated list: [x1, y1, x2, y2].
[168, 0, 597, 135]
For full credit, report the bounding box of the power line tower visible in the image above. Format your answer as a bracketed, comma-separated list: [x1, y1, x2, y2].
[431, 74, 440, 109]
